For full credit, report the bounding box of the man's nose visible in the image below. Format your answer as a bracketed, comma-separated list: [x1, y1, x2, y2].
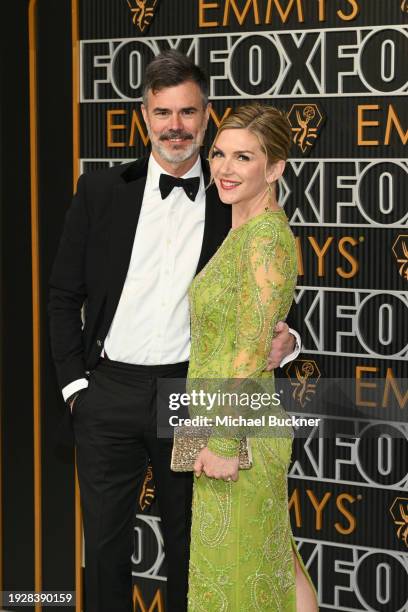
[169, 113, 183, 131]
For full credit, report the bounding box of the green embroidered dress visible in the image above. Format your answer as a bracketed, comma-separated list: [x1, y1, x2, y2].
[187, 210, 315, 611]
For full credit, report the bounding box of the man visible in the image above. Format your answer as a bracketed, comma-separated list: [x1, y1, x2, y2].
[49, 51, 300, 612]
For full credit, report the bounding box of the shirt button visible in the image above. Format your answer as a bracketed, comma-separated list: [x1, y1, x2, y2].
[97, 339, 102, 347]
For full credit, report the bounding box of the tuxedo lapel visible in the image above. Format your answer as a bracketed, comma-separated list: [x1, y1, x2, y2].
[104, 159, 148, 329]
[195, 157, 231, 275]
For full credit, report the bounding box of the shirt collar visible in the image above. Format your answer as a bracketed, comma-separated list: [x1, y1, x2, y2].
[147, 153, 203, 192]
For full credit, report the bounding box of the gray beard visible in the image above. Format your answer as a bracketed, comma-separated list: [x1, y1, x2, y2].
[151, 139, 201, 164]
[146, 122, 204, 165]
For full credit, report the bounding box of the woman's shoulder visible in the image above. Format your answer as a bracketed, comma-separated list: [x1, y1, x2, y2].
[244, 210, 293, 242]
[241, 212, 296, 272]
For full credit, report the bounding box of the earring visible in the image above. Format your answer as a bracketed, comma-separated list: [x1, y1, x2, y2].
[265, 182, 274, 212]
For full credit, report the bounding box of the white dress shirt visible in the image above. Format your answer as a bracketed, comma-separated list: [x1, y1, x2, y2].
[104, 154, 205, 364]
[62, 154, 300, 401]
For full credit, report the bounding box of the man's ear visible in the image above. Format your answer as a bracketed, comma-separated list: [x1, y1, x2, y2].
[266, 160, 286, 184]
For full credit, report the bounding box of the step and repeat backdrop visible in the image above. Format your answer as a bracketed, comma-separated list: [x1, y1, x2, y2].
[73, 1, 408, 610]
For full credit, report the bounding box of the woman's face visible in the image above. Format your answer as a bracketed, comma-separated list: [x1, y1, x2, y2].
[210, 128, 274, 207]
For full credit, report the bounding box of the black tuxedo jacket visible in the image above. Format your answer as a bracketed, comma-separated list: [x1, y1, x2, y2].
[49, 156, 232, 391]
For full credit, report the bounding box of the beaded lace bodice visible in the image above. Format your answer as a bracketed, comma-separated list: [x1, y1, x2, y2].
[189, 210, 296, 379]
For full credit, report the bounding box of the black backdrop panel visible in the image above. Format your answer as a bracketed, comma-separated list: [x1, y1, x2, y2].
[2, 1, 76, 611]
[36, 0, 76, 601]
[1, 0, 35, 599]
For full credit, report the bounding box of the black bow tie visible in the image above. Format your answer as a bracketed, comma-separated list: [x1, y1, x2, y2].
[159, 174, 200, 202]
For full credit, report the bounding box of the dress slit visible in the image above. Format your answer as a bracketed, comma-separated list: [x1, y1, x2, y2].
[291, 536, 319, 610]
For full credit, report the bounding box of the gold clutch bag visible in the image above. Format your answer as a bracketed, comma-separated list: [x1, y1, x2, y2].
[170, 426, 253, 472]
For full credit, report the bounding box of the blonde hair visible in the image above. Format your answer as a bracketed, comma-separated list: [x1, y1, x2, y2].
[210, 103, 291, 164]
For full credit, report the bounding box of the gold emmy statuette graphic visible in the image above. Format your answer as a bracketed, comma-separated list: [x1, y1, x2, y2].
[127, 0, 159, 32]
[389, 497, 408, 547]
[287, 104, 324, 154]
[285, 359, 321, 408]
[392, 234, 408, 281]
[401, 0, 408, 13]
[139, 464, 156, 511]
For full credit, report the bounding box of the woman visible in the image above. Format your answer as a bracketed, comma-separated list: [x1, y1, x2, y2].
[186, 104, 318, 611]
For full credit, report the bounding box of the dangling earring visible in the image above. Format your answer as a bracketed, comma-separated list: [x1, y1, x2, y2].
[265, 182, 274, 212]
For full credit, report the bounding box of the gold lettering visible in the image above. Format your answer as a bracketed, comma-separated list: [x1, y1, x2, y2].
[295, 236, 304, 276]
[107, 110, 127, 148]
[133, 585, 164, 612]
[337, 236, 359, 279]
[338, 0, 360, 21]
[129, 109, 150, 147]
[335, 493, 356, 535]
[288, 488, 302, 528]
[357, 105, 380, 146]
[199, 0, 220, 27]
[385, 104, 408, 145]
[265, 0, 304, 24]
[209, 106, 233, 128]
[318, 0, 326, 21]
[306, 490, 331, 530]
[223, 0, 260, 26]
[355, 366, 378, 407]
[383, 368, 408, 409]
[308, 236, 333, 277]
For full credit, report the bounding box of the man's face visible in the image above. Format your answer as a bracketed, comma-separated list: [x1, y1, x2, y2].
[141, 81, 210, 168]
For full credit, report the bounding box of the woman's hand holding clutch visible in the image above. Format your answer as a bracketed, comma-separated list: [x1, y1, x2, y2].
[194, 447, 239, 482]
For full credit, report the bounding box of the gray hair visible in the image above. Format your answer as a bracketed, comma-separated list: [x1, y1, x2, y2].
[142, 50, 209, 107]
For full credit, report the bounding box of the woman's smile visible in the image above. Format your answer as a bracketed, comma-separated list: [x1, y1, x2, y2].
[219, 178, 241, 190]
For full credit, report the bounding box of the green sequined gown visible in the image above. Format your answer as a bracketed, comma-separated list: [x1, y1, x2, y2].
[187, 211, 316, 611]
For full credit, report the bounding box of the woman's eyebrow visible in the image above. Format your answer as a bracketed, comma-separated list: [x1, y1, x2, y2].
[213, 146, 255, 155]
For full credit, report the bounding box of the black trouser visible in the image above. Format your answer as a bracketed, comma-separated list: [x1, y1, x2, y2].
[72, 358, 192, 612]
